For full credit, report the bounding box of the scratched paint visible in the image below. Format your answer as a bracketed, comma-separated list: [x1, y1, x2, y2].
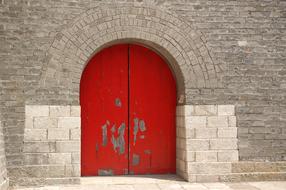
[111, 124, 117, 152]
[98, 169, 114, 176]
[111, 134, 117, 152]
[115, 98, 122, 107]
[133, 118, 139, 145]
[132, 154, 140, 166]
[110, 122, 126, 154]
[117, 123, 126, 154]
[102, 124, 108, 146]
[111, 124, 116, 133]
[139, 120, 146, 131]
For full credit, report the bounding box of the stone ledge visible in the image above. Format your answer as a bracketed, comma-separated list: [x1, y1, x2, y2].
[8, 177, 80, 187]
[188, 172, 286, 183]
[8, 165, 80, 178]
[232, 162, 286, 173]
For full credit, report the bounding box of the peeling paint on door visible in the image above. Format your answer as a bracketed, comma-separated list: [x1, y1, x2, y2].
[133, 118, 139, 145]
[102, 123, 108, 146]
[132, 154, 140, 166]
[115, 98, 122, 107]
[110, 122, 126, 155]
[117, 123, 126, 154]
[98, 169, 114, 176]
[139, 120, 146, 132]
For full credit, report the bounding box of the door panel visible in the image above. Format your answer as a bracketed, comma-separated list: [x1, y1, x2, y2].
[129, 44, 176, 174]
[80, 44, 129, 176]
[80, 44, 176, 176]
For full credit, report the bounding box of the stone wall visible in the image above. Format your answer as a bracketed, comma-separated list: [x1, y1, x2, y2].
[10, 105, 81, 186]
[177, 105, 238, 182]
[0, 119, 8, 190]
[19, 105, 285, 185]
[0, 0, 285, 186]
[177, 105, 286, 182]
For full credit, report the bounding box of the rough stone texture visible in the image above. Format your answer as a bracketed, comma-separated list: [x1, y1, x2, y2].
[0, 0, 285, 186]
[0, 120, 8, 190]
[177, 105, 239, 181]
[19, 105, 80, 186]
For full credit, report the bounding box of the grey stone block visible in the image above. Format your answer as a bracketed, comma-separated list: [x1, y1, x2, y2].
[210, 139, 238, 150]
[188, 163, 232, 174]
[24, 129, 47, 141]
[48, 153, 72, 164]
[26, 106, 49, 117]
[48, 129, 69, 140]
[58, 117, 80, 129]
[56, 141, 80, 153]
[50, 106, 71, 117]
[34, 117, 58, 129]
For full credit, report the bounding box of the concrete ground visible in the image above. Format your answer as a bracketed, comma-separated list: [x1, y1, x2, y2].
[10, 175, 286, 190]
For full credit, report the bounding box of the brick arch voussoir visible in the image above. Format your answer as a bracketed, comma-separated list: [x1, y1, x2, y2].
[40, 4, 222, 103]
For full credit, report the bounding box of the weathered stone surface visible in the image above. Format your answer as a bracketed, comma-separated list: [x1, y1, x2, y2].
[193, 105, 217, 116]
[23, 154, 49, 165]
[228, 116, 237, 128]
[23, 142, 56, 153]
[24, 129, 47, 141]
[218, 105, 235, 116]
[50, 106, 70, 117]
[25, 106, 49, 117]
[195, 151, 217, 162]
[187, 116, 207, 128]
[58, 117, 80, 129]
[71, 153, 80, 164]
[217, 128, 237, 138]
[210, 139, 238, 150]
[187, 139, 210, 151]
[232, 162, 255, 173]
[176, 106, 194, 117]
[207, 116, 229, 128]
[70, 129, 80, 140]
[195, 128, 217, 139]
[34, 117, 57, 129]
[56, 141, 80, 153]
[218, 151, 239, 162]
[188, 163, 232, 174]
[48, 153, 72, 164]
[48, 129, 69, 140]
[70, 106, 81, 117]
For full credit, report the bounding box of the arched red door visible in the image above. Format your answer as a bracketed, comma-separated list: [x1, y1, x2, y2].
[80, 44, 176, 176]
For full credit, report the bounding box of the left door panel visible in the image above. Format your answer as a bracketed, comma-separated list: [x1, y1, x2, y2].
[80, 44, 129, 176]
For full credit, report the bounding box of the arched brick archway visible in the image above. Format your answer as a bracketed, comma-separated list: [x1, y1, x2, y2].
[38, 4, 223, 105]
[21, 4, 236, 185]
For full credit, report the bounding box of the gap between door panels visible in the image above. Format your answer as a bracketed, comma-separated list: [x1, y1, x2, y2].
[127, 44, 130, 174]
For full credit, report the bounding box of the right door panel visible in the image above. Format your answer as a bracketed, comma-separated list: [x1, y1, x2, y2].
[129, 44, 176, 174]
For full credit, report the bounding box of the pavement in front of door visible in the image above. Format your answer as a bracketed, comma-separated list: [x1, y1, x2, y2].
[9, 175, 286, 190]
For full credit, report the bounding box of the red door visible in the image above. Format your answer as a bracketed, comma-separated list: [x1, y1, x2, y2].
[80, 44, 176, 176]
